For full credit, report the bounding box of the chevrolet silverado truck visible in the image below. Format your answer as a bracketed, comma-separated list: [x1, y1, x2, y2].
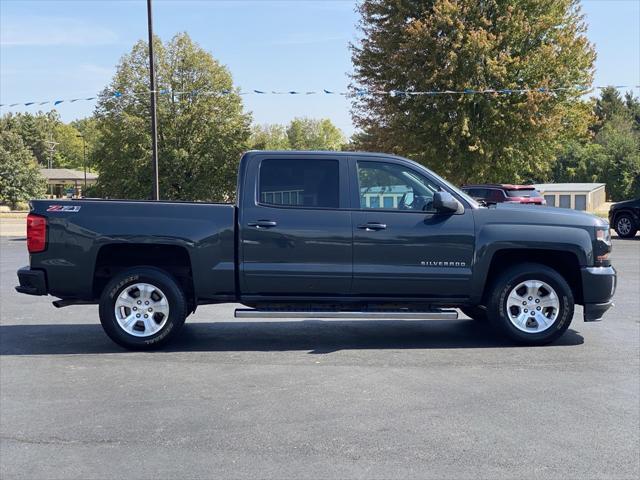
[16, 151, 616, 349]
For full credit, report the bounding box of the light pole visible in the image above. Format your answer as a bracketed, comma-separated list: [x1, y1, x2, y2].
[147, 0, 160, 200]
[44, 140, 59, 197]
[44, 140, 59, 170]
[76, 134, 87, 194]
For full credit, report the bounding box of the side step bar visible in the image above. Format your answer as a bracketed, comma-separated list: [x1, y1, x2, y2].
[234, 309, 458, 320]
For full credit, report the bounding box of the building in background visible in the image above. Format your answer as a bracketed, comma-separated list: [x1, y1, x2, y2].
[533, 183, 606, 212]
[40, 169, 98, 198]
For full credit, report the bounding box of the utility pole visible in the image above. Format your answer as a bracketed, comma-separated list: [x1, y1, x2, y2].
[147, 0, 160, 200]
[76, 134, 87, 194]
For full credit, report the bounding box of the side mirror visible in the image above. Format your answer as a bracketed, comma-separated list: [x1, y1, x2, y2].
[433, 191, 462, 214]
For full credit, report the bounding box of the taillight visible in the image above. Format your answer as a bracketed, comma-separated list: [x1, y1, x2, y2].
[27, 214, 47, 253]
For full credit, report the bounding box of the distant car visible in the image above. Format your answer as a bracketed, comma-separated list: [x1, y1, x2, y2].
[462, 184, 546, 205]
[608, 198, 640, 238]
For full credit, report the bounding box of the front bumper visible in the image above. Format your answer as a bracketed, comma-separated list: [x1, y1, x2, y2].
[15, 266, 47, 296]
[581, 266, 616, 321]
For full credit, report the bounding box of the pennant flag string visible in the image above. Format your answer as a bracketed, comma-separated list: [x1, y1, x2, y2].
[1, 84, 638, 109]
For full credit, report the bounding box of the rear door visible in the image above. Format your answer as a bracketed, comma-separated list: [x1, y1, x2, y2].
[239, 154, 352, 297]
[350, 157, 475, 299]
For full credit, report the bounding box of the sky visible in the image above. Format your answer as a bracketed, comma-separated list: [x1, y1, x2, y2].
[1, 0, 639, 137]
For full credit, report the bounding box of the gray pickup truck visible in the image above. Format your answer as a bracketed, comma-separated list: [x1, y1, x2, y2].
[16, 151, 616, 349]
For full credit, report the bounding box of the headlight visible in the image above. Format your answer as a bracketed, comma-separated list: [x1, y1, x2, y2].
[594, 225, 612, 266]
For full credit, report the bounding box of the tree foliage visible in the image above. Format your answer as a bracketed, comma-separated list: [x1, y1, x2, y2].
[250, 117, 346, 151]
[351, 0, 596, 184]
[554, 88, 640, 200]
[92, 32, 251, 201]
[0, 130, 47, 208]
[0, 111, 87, 170]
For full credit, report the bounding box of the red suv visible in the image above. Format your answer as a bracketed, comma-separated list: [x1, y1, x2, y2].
[462, 184, 546, 205]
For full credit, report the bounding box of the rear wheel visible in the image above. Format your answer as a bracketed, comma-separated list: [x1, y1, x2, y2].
[487, 263, 574, 345]
[460, 306, 488, 322]
[99, 267, 187, 350]
[614, 213, 637, 238]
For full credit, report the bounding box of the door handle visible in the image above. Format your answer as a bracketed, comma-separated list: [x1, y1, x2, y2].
[357, 222, 387, 231]
[248, 220, 278, 229]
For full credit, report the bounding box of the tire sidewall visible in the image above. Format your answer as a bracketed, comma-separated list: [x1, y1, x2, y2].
[99, 267, 186, 349]
[491, 266, 573, 344]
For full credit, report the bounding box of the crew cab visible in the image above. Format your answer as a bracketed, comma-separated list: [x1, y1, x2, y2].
[16, 151, 616, 349]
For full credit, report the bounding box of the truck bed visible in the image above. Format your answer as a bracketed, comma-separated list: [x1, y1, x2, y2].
[29, 199, 237, 301]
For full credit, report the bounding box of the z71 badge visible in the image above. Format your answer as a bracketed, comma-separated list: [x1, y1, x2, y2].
[47, 205, 81, 212]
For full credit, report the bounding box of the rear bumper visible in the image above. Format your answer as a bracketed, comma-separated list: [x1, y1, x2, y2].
[15, 266, 47, 296]
[581, 266, 616, 321]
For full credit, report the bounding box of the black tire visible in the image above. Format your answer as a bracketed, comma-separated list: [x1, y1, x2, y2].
[487, 263, 574, 346]
[460, 306, 488, 322]
[99, 267, 188, 350]
[614, 213, 638, 238]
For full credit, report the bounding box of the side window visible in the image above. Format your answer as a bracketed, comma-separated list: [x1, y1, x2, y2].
[357, 161, 438, 211]
[487, 189, 504, 202]
[259, 159, 339, 209]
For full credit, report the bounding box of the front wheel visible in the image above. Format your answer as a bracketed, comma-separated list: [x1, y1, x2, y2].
[614, 213, 637, 238]
[487, 263, 574, 345]
[99, 267, 188, 350]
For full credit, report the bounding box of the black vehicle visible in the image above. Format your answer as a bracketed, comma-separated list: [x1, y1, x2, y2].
[16, 151, 616, 349]
[609, 198, 640, 238]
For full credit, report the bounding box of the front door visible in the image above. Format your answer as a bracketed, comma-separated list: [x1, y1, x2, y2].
[351, 158, 475, 299]
[239, 155, 352, 297]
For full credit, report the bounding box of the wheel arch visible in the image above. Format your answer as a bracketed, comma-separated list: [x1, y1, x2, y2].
[477, 248, 584, 305]
[93, 243, 195, 309]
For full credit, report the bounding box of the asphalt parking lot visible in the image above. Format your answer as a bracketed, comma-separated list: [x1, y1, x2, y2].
[1, 236, 638, 479]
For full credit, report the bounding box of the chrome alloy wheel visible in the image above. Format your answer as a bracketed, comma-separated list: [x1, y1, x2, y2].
[114, 283, 170, 337]
[617, 217, 632, 236]
[505, 280, 560, 333]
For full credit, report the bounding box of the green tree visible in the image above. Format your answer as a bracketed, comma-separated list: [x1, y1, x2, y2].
[594, 113, 640, 200]
[553, 89, 640, 201]
[0, 111, 86, 169]
[93, 32, 251, 201]
[351, 0, 596, 185]
[0, 130, 47, 208]
[249, 118, 346, 151]
[249, 124, 290, 150]
[286, 117, 345, 150]
[592, 86, 629, 134]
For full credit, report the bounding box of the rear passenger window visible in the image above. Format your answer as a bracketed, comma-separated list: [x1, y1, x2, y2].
[259, 159, 339, 209]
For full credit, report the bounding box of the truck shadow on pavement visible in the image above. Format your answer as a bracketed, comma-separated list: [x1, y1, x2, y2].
[0, 319, 584, 355]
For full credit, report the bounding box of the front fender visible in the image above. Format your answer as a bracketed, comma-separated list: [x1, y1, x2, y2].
[470, 224, 593, 302]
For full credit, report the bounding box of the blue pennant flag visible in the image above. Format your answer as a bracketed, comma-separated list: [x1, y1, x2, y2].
[54, 100, 64, 105]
